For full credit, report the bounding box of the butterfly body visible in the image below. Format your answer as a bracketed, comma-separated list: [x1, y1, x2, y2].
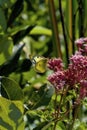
[32, 56, 47, 73]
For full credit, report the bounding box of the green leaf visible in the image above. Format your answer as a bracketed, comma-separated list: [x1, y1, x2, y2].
[0, 43, 25, 76]
[0, 0, 11, 8]
[0, 35, 13, 62]
[32, 85, 54, 109]
[7, 0, 24, 27]
[73, 119, 87, 130]
[0, 77, 24, 101]
[33, 121, 49, 130]
[41, 120, 54, 130]
[26, 109, 53, 130]
[30, 26, 52, 36]
[0, 97, 24, 130]
[10, 25, 52, 37]
[57, 121, 66, 130]
[12, 25, 35, 44]
[0, 8, 7, 31]
[9, 25, 31, 35]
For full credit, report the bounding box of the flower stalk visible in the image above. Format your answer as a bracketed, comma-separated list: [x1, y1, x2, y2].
[47, 37, 87, 129]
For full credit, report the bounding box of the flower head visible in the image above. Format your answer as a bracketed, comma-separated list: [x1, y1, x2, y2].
[83, 37, 87, 42]
[65, 53, 87, 87]
[47, 58, 63, 72]
[47, 37, 87, 98]
[48, 71, 65, 91]
[75, 37, 84, 45]
[75, 37, 87, 55]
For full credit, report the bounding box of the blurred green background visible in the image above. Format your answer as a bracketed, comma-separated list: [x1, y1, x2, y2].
[0, 0, 87, 130]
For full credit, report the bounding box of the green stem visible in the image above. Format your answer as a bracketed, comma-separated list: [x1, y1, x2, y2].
[48, 0, 62, 58]
[59, 0, 69, 65]
[53, 87, 65, 130]
[71, 0, 77, 54]
[53, 92, 58, 130]
[78, 0, 84, 37]
[70, 105, 80, 130]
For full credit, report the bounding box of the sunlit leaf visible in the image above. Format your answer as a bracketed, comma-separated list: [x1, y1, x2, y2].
[0, 77, 24, 101]
[0, 97, 24, 130]
[30, 26, 52, 36]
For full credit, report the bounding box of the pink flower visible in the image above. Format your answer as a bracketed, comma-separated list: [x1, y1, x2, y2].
[48, 71, 65, 91]
[83, 44, 87, 54]
[65, 53, 87, 87]
[75, 37, 87, 55]
[75, 38, 84, 49]
[47, 37, 87, 96]
[83, 37, 87, 42]
[47, 58, 63, 72]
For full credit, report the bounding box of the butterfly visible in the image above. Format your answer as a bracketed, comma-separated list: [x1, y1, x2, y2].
[31, 56, 47, 73]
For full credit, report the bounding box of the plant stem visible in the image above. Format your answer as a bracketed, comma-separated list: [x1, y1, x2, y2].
[71, 0, 77, 54]
[59, 0, 69, 65]
[68, 0, 73, 55]
[70, 0, 76, 54]
[48, 0, 62, 58]
[53, 88, 65, 130]
[53, 92, 58, 130]
[70, 105, 80, 130]
[78, 0, 84, 37]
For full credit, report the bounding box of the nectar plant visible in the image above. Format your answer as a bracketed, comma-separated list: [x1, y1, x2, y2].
[47, 37, 87, 129]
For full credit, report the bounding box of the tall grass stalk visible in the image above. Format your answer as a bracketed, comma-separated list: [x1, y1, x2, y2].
[59, 0, 69, 65]
[48, 0, 62, 58]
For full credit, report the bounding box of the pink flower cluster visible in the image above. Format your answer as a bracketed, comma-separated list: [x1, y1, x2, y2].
[75, 37, 87, 54]
[48, 71, 65, 91]
[47, 58, 65, 91]
[47, 58, 63, 72]
[65, 53, 87, 87]
[47, 37, 87, 99]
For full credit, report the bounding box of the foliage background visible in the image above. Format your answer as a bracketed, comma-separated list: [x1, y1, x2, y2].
[0, 0, 87, 130]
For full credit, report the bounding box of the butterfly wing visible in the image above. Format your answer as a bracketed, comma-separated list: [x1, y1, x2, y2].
[35, 58, 47, 73]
